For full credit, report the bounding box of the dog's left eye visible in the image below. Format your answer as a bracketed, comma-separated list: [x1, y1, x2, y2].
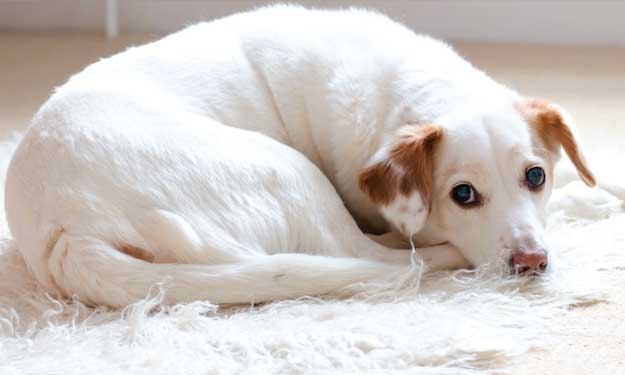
[525, 166, 546, 190]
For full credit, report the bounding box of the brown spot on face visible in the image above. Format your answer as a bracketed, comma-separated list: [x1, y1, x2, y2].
[359, 124, 443, 207]
[118, 244, 155, 263]
[516, 99, 596, 187]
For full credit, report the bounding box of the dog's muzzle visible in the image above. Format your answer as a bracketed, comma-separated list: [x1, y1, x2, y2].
[510, 249, 548, 275]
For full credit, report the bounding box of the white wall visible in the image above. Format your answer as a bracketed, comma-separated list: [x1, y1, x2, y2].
[2, 0, 625, 46]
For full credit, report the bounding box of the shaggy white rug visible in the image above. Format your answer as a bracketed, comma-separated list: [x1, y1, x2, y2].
[0, 133, 623, 375]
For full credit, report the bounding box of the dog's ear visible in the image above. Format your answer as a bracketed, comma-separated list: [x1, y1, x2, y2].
[518, 99, 596, 187]
[359, 124, 442, 235]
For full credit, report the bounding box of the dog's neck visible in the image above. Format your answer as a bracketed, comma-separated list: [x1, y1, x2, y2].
[292, 79, 475, 233]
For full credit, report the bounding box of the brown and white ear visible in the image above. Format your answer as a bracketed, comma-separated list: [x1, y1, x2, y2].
[518, 99, 596, 187]
[358, 124, 442, 235]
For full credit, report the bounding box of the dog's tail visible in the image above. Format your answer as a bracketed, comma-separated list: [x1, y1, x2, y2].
[47, 233, 411, 307]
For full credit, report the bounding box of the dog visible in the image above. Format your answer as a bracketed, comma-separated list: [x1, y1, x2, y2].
[5, 6, 595, 307]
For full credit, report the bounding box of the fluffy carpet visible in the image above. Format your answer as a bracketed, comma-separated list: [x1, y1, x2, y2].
[0, 133, 623, 375]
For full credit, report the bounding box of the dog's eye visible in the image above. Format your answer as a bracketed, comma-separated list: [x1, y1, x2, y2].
[451, 183, 480, 207]
[526, 166, 546, 190]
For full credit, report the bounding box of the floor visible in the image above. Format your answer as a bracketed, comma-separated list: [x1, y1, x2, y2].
[1, 31, 624, 374]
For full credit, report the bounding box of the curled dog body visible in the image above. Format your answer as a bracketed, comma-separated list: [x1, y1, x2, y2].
[5, 6, 594, 307]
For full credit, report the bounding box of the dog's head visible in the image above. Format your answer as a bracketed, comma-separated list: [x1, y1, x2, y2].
[359, 98, 595, 273]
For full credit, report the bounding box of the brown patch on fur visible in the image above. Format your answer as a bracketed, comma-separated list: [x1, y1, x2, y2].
[359, 124, 443, 206]
[359, 161, 401, 205]
[517, 99, 596, 187]
[118, 244, 155, 263]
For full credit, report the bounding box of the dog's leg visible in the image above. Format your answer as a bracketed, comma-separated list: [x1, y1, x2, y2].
[366, 232, 469, 270]
[359, 240, 469, 270]
[367, 231, 407, 248]
[408, 244, 471, 270]
[132, 209, 243, 264]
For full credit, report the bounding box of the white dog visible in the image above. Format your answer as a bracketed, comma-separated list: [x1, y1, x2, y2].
[5, 6, 595, 307]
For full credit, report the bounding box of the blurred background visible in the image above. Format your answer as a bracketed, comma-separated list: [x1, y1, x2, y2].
[1, 1, 624, 372]
[1, 0, 624, 154]
[3, 0, 625, 43]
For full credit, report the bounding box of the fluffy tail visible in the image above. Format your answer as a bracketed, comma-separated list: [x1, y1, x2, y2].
[48, 233, 411, 307]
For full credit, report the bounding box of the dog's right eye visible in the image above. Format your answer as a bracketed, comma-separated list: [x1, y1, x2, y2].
[451, 183, 480, 207]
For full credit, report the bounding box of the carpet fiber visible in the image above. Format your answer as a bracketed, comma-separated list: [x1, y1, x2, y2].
[0, 134, 623, 375]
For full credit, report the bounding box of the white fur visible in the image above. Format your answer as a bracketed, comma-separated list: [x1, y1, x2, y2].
[1, 131, 625, 374]
[4, 6, 592, 307]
